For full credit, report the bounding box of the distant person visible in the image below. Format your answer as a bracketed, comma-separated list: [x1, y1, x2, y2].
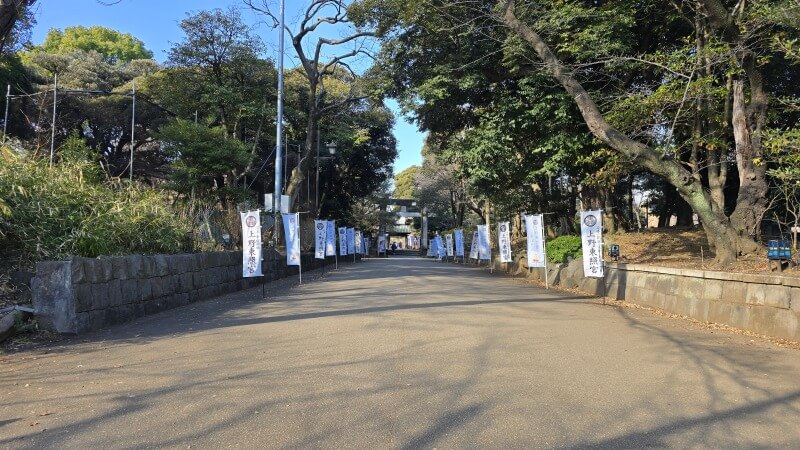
[391, 242, 398, 255]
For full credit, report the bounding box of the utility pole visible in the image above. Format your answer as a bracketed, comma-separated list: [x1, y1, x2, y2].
[315, 124, 320, 214]
[49, 72, 58, 166]
[129, 79, 136, 181]
[274, 0, 285, 216]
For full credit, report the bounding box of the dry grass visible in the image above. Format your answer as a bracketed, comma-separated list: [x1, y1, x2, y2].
[604, 227, 795, 275]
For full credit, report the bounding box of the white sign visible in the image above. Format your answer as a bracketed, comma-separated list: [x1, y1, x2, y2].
[378, 235, 387, 253]
[283, 212, 301, 266]
[325, 220, 336, 256]
[264, 193, 273, 212]
[478, 225, 491, 260]
[445, 234, 454, 257]
[314, 220, 326, 259]
[347, 228, 356, 254]
[274, 194, 289, 214]
[240, 210, 263, 277]
[355, 230, 363, 254]
[338, 227, 348, 256]
[580, 210, 604, 277]
[469, 230, 479, 259]
[454, 229, 464, 257]
[525, 214, 546, 268]
[498, 222, 512, 263]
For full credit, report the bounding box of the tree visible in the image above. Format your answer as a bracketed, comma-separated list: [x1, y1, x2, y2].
[393, 165, 418, 198]
[246, 0, 380, 212]
[0, 0, 35, 55]
[38, 26, 152, 63]
[156, 118, 252, 202]
[496, 0, 800, 263]
[164, 8, 271, 140]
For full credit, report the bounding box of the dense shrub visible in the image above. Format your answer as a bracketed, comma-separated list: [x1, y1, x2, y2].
[546, 235, 583, 263]
[0, 148, 190, 265]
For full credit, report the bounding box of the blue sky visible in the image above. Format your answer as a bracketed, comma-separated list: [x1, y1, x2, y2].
[29, 0, 424, 174]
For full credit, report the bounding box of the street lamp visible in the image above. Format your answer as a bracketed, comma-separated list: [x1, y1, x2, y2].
[315, 140, 337, 214]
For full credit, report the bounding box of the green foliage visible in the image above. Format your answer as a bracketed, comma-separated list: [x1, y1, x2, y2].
[156, 119, 252, 199]
[0, 150, 190, 265]
[546, 235, 583, 264]
[38, 26, 152, 63]
[393, 165, 418, 198]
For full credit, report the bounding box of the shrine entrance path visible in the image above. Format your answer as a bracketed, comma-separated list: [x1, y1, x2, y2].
[2, 256, 800, 448]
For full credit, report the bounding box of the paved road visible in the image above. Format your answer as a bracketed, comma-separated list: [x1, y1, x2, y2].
[2, 256, 800, 448]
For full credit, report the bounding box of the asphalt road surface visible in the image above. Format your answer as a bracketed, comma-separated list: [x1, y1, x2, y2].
[2, 256, 800, 449]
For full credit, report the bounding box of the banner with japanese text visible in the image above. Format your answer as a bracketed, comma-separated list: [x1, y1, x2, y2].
[469, 230, 479, 259]
[478, 225, 491, 260]
[525, 214, 546, 268]
[325, 220, 336, 256]
[314, 220, 326, 259]
[339, 227, 348, 256]
[347, 228, 356, 254]
[283, 213, 301, 266]
[454, 229, 465, 257]
[498, 222, 512, 263]
[445, 234, 454, 257]
[240, 210, 262, 277]
[355, 230, 363, 254]
[580, 210, 604, 277]
[378, 234, 387, 253]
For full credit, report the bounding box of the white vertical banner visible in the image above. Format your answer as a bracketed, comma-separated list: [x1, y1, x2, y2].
[435, 235, 445, 259]
[240, 210, 263, 277]
[325, 220, 336, 256]
[454, 229, 465, 257]
[498, 222, 512, 263]
[445, 234, 454, 257]
[426, 245, 433, 257]
[580, 210, 604, 277]
[347, 228, 356, 254]
[283, 213, 301, 266]
[477, 225, 491, 260]
[378, 234, 387, 253]
[469, 230, 479, 259]
[314, 220, 326, 259]
[339, 227, 348, 256]
[525, 214, 546, 268]
[355, 230, 363, 254]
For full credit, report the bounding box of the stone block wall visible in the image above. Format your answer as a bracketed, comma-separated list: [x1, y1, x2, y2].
[32, 251, 354, 334]
[462, 254, 800, 341]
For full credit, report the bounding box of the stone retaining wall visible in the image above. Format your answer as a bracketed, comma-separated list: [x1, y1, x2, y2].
[466, 254, 800, 341]
[32, 251, 353, 334]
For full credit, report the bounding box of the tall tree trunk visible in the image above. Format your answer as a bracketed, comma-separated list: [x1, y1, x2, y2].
[499, 0, 759, 264]
[728, 78, 769, 239]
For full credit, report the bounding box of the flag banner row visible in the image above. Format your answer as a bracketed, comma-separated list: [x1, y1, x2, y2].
[454, 229, 465, 257]
[580, 210, 604, 278]
[525, 214, 546, 268]
[283, 213, 301, 266]
[241, 210, 263, 277]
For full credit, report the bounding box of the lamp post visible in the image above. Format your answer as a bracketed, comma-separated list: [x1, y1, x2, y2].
[315, 140, 336, 215]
